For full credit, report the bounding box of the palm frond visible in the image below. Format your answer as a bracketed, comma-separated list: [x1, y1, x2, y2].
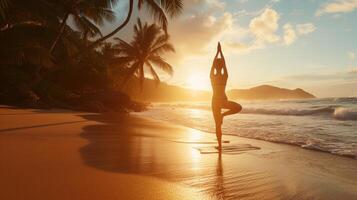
[150, 43, 175, 55]
[113, 37, 137, 56]
[148, 55, 173, 75]
[133, 18, 143, 37]
[103, 0, 120, 8]
[138, 0, 144, 9]
[134, 21, 161, 53]
[80, 16, 103, 37]
[151, 33, 168, 47]
[146, 61, 160, 84]
[83, 7, 115, 25]
[109, 56, 134, 67]
[144, 0, 168, 32]
[149, 32, 175, 54]
[73, 15, 102, 38]
[112, 19, 175, 89]
[83, 0, 118, 10]
[121, 61, 140, 86]
[139, 62, 145, 88]
[2, 44, 55, 69]
[160, 0, 183, 17]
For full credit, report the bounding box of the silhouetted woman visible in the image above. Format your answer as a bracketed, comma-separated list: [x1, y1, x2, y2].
[210, 42, 242, 150]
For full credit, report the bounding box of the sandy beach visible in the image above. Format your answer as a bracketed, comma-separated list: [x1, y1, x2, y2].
[1, 106, 357, 200]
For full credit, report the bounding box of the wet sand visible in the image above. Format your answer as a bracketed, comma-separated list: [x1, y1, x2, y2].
[1, 107, 357, 199]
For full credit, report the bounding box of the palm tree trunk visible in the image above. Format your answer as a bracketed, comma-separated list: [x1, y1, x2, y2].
[87, 0, 134, 49]
[49, 12, 70, 53]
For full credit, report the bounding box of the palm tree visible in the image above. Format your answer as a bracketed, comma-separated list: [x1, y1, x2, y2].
[48, 0, 116, 53]
[112, 18, 174, 88]
[88, 0, 183, 49]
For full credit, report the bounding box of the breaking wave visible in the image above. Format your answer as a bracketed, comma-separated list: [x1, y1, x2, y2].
[156, 103, 357, 120]
[333, 107, 357, 121]
[140, 98, 357, 159]
[241, 106, 335, 116]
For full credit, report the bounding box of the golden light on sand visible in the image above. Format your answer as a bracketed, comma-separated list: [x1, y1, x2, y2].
[186, 74, 210, 90]
[188, 128, 203, 141]
[188, 129, 202, 170]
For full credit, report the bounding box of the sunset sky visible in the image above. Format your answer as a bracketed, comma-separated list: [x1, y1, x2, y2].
[108, 0, 357, 97]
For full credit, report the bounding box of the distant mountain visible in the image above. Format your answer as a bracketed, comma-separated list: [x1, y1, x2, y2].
[227, 85, 315, 100]
[124, 79, 315, 102]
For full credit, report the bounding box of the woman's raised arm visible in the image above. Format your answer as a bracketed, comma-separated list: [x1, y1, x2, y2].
[210, 46, 220, 78]
[218, 43, 228, 78]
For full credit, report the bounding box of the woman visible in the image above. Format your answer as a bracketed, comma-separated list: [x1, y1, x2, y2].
[210, 42, 242, 150]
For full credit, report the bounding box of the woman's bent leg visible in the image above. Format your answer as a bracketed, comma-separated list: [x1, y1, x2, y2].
[221, 100, 242, 118]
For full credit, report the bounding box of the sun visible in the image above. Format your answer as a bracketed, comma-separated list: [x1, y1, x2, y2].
[186, 74, 210, 90]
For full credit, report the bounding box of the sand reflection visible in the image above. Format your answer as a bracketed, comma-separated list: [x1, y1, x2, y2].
[215, 153, 225, 199]
[80, 114, 208, 177]
[79, 114, 279, 199]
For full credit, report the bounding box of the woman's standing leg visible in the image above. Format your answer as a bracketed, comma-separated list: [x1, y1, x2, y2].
[212, 100, 222, 149]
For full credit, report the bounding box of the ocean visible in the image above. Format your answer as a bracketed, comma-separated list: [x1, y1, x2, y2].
[136, 97, 357, 159]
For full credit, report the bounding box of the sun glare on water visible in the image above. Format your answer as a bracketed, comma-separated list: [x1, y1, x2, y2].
[186, 74, 210, 91]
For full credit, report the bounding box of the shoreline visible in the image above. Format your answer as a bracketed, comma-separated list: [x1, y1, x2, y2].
[1, 107, 357, 199]
[140, 100, 357, 159]
[135, 114, 357, 160]
[136, 113, 357, 159]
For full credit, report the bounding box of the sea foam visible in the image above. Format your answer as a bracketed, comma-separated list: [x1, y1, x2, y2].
[333, 107, 357, 121]
[143, 98, 357, 159]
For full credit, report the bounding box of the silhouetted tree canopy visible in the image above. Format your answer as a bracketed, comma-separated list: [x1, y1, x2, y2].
[0, 0, 181, 112]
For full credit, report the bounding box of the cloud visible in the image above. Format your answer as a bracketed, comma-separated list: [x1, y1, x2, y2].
[223, 40, 264, 53]
[170, 12, 233, 56]
[284, 70, 357, 82]
[238, 0, 249, 3]
[169, 1, 232, 51]
[226, 9, 315, 51]
[225, 42, 250, 50]
[207, 0, 226, 8]
[167, 4, 316, 63]
[224, 8, 285, 52]
[184, 0, 225, 10]
[349, 68, 357, 73]
[167, 0, 236, 66]
[296, 23, 316, 35]
[348, 51, 356, 60]
[286, 73, 343, 81]
[281, 22, 315, 46]
[316, 0, 357, 16]
[249, 8, 280, 43]
[234, 8, 266, 17]
[283, 23, 297, 45]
